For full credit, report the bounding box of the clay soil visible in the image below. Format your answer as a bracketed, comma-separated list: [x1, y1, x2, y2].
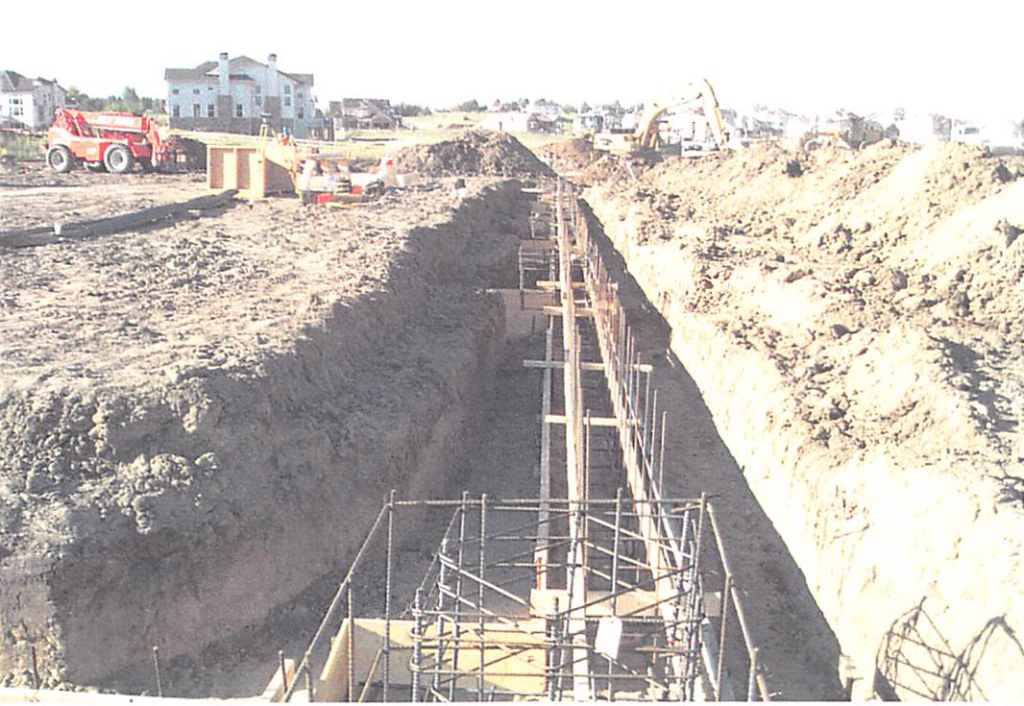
[583, 140, 1024, 700]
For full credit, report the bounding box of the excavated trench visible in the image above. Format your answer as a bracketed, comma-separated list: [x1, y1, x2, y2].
[0, 181, 538, 693]
[3, 169, 929, 701]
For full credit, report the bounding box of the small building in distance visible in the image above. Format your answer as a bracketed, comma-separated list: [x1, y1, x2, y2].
[326, 99, 400, 136]
[164, 53, 317, 138]
[0, 70, 67, 130]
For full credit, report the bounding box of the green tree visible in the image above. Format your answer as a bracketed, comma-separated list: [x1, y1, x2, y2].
[580, 101, 591, 114]
[456, 99, 483, 112]
[562, 104, 577, 115]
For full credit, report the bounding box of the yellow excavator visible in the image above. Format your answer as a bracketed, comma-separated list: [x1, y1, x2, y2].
[592, 79, 731, 155]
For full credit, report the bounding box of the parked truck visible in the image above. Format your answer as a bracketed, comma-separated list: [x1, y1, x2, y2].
[45, 109, 179, 173]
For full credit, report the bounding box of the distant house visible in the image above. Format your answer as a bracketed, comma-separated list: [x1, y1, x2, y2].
[525, 99, 563, 118]
[0, 70, 67, 130]
[164, 53, 317, 138]
[326, 99, 400, 134]
[482, 112, 541, 132]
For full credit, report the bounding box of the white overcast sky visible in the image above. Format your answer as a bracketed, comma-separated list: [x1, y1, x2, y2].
[2, 0, 1021, 123]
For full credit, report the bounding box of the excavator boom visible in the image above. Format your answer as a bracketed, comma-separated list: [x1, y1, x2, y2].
[593, 79, 730, 155]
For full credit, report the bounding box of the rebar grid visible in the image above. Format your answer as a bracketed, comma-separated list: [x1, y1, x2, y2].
[281, 180, 769, 702]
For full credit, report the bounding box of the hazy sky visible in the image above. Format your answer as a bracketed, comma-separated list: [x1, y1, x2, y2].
[3, 0, 1020, 123]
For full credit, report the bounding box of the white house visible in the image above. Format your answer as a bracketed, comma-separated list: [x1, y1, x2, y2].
[0, 70, 67, 130]
[482, 112, 540, 132]
[164, 53, 318, 138]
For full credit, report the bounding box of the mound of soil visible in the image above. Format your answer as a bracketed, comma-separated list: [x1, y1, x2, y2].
[537, 137, 597, 174]
[585, 140, 1024, 699]
[392, 130, 554, 178]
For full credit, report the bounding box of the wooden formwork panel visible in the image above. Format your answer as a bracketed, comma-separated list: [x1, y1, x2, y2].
[318, 618, 549, 701]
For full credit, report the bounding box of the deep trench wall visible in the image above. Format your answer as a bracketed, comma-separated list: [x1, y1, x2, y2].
[584, 189, 1023, 701]
[0, 182, 527, 686]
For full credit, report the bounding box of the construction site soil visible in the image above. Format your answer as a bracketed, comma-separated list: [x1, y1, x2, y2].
[0, 168, 530, 690]
[1, 135, 1022, 702]
[391, 130, 555, 178]
[583, 140, 1024, 700]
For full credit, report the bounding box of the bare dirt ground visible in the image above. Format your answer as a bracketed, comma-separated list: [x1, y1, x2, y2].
[0, 163, 209, 232]
[0, 163, 531, 689]
[583, 140, 1024, 700]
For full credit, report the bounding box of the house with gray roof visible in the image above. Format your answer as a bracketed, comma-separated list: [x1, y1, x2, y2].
[1, 70, 67, 130]
[164, 53, 318, 138]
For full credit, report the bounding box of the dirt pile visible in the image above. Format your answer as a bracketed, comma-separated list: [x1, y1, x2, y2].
[0, 177, 529, 689]
[585, 141, 1024, 700]
[392, 130, 554, 178]
[537, 137, 598, 174]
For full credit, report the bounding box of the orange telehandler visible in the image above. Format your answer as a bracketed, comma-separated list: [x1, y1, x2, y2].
[45, 108, 184, 173]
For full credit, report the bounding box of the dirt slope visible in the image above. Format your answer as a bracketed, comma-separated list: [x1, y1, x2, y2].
[584, 141, 1024, 700]
[0, 179, 528, 689]
[392, 130, 555, 178]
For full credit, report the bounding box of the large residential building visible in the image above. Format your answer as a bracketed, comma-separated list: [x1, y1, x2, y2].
[0, 70, 67, 130]
[164, 53, 317, 138]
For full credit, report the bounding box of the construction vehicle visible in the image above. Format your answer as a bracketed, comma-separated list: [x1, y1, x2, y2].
[592, 79, 731, 155]
[45, 109, 179, 173]
[796, 112, 890, 151]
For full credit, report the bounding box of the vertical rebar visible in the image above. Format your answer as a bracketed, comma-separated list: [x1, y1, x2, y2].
[346, 584, 355, 703]
[411, 588, 424, 702]
[643, 367, 652, 456]
[152, 646, 163, 698]
[278, 650, 288, 699]
[383, 489, 396, 702]
[30, 645, 39, 690]
[433, 539, 450, 697]
[305, 662, 315, 702]
[450, 492, 469, 702]
[547, 597, 559, 701]
[608, 488, 624, 702]
[658, 412, 668, 495]
[748, 647, 759, 701]
[478, 494, 488, 701]
[717, 573, 733, 701]
[649, 389, 659, 467]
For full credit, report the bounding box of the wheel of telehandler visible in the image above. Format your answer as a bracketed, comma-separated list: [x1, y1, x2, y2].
[104, 145, 134, 174]
[46, 145, 72, 173]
